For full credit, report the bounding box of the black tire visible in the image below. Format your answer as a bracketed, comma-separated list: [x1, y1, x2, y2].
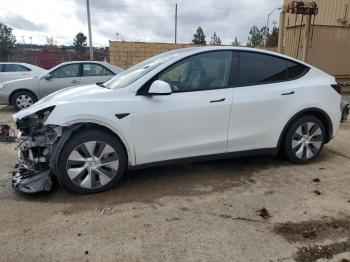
[56, 129, 127, 194]
[11, 90, 37, 111]
[283, 115, 326, 164]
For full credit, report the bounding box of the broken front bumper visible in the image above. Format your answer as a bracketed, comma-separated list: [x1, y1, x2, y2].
[12, 142, 55, 193]
[11, 113, 59, 193]
[12, 163, 53, 193]
[11, 112, 82, 193]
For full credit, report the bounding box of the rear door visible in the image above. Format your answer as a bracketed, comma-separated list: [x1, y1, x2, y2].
[38, 63, 81, 98]
[228, 51, 304, 152]
[80, 63, 115, 85]
[1, 64, 32, 82]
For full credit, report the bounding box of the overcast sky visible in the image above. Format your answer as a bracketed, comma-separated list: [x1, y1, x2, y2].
[0, 0, 282, 47]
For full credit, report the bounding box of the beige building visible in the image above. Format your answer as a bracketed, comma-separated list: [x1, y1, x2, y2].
[109, 41, 277, 70]
[279, 0, 350, 82]
[109, 41, 193, 69]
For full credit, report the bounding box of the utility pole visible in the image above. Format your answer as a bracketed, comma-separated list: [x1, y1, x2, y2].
[301, 13, 312, 61]
[86, 0, 93, 60]
[264, 7, 281, 47]
[175, 3, 177, 44]
[278, 5, 286, 54]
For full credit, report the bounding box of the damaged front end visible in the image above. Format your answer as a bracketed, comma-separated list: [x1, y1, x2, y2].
[12, 106, 61, 193]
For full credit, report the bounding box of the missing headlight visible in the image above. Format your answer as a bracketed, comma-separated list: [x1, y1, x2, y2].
[16, 106, 56, 134]
[12, 106, 58, 193]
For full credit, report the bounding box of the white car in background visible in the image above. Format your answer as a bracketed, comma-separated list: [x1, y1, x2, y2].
[0, 61, 123, 110]
[12, 47, 342, 194]
[0, 62, 46, 83]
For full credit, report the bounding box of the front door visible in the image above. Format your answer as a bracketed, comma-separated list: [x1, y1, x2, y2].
[133, 51, 234, 165]
[38, 63, 81, 98]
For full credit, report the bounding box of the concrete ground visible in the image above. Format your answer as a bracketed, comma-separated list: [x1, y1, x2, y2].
[0, 104, 350, 262]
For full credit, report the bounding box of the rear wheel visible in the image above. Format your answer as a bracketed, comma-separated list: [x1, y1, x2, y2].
[11, 90, 37, 111]
[56, 129, 127, 194]
[283, 115, 325, 164]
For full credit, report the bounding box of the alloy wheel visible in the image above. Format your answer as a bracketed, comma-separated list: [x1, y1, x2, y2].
[292, 122, 323, 160]
[16, 95, 34, 109]
[66, 141, 119, 189]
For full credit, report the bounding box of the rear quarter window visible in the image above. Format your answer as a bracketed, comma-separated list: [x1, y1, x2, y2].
[287, 61, 309, 79]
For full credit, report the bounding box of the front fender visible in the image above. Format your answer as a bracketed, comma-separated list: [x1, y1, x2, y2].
[44, 103, 135, 166]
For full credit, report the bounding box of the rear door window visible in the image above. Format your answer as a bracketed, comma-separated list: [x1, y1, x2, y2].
[82, 63, 114, 76]
[4, 64, 31, 72]
[237, 52, 309, 86]
[238, 52, 288, 86]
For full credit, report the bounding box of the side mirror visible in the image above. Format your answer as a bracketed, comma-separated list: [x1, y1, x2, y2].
[44, 74, 53, 80]
[148, 80, 172, 95]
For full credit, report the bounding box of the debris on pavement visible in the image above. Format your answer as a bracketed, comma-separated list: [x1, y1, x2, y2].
[294, 240, 350, 262]
[165, 217, 181, 222]
[98, 205, 114, 215]
[312, 178, 320, 183]
[257, 208, 272, 220]
[314, 190, 322, 195]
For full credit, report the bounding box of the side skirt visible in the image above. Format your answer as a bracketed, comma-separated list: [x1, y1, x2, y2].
[129, 148, 278, 170]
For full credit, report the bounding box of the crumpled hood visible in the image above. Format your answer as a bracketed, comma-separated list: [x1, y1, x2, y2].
[13, 84, 112, 120]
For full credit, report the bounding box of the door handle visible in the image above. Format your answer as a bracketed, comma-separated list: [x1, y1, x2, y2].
[71, 80, 80, 84]
[281, 91, 295, 96]
[210, 98, 225, 103]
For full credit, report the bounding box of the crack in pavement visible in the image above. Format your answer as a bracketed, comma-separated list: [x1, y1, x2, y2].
[328, 149, 350, 160]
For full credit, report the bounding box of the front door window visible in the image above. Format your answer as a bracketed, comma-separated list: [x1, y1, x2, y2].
[158, 51, 232, 92]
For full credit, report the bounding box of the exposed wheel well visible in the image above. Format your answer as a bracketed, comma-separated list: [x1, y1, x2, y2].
[70, 123, 129, 164]
[277, 108, 333, 152]
[9, 89, 38, 105]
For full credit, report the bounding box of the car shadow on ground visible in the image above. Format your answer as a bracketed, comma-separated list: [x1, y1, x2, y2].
[8, 155, 290, 208]
[0, 105, 14, 115]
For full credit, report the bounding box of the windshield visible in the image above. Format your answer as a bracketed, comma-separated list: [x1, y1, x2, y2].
[105, 48, 194, 90]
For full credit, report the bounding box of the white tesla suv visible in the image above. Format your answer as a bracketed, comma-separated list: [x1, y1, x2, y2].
[12, 47, 342, 194]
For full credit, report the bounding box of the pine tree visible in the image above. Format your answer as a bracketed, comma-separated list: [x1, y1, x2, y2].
[210, 32, 222, 46]
[232, 36, 241, 46]
[192, 27, 206, 45]
[0, 23, 16, 61]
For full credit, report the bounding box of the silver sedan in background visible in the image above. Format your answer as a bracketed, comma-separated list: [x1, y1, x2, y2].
[0, 62, 47, 83]
[0, 61, 123, 110]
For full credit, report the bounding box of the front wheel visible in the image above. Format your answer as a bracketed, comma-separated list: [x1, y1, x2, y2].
[283, 115, 326, 164]
[11, 90, 37, 111]
[56, 129, 127, 194]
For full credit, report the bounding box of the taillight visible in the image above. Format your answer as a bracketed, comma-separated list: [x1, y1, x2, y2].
[331, 84, 342, 94]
